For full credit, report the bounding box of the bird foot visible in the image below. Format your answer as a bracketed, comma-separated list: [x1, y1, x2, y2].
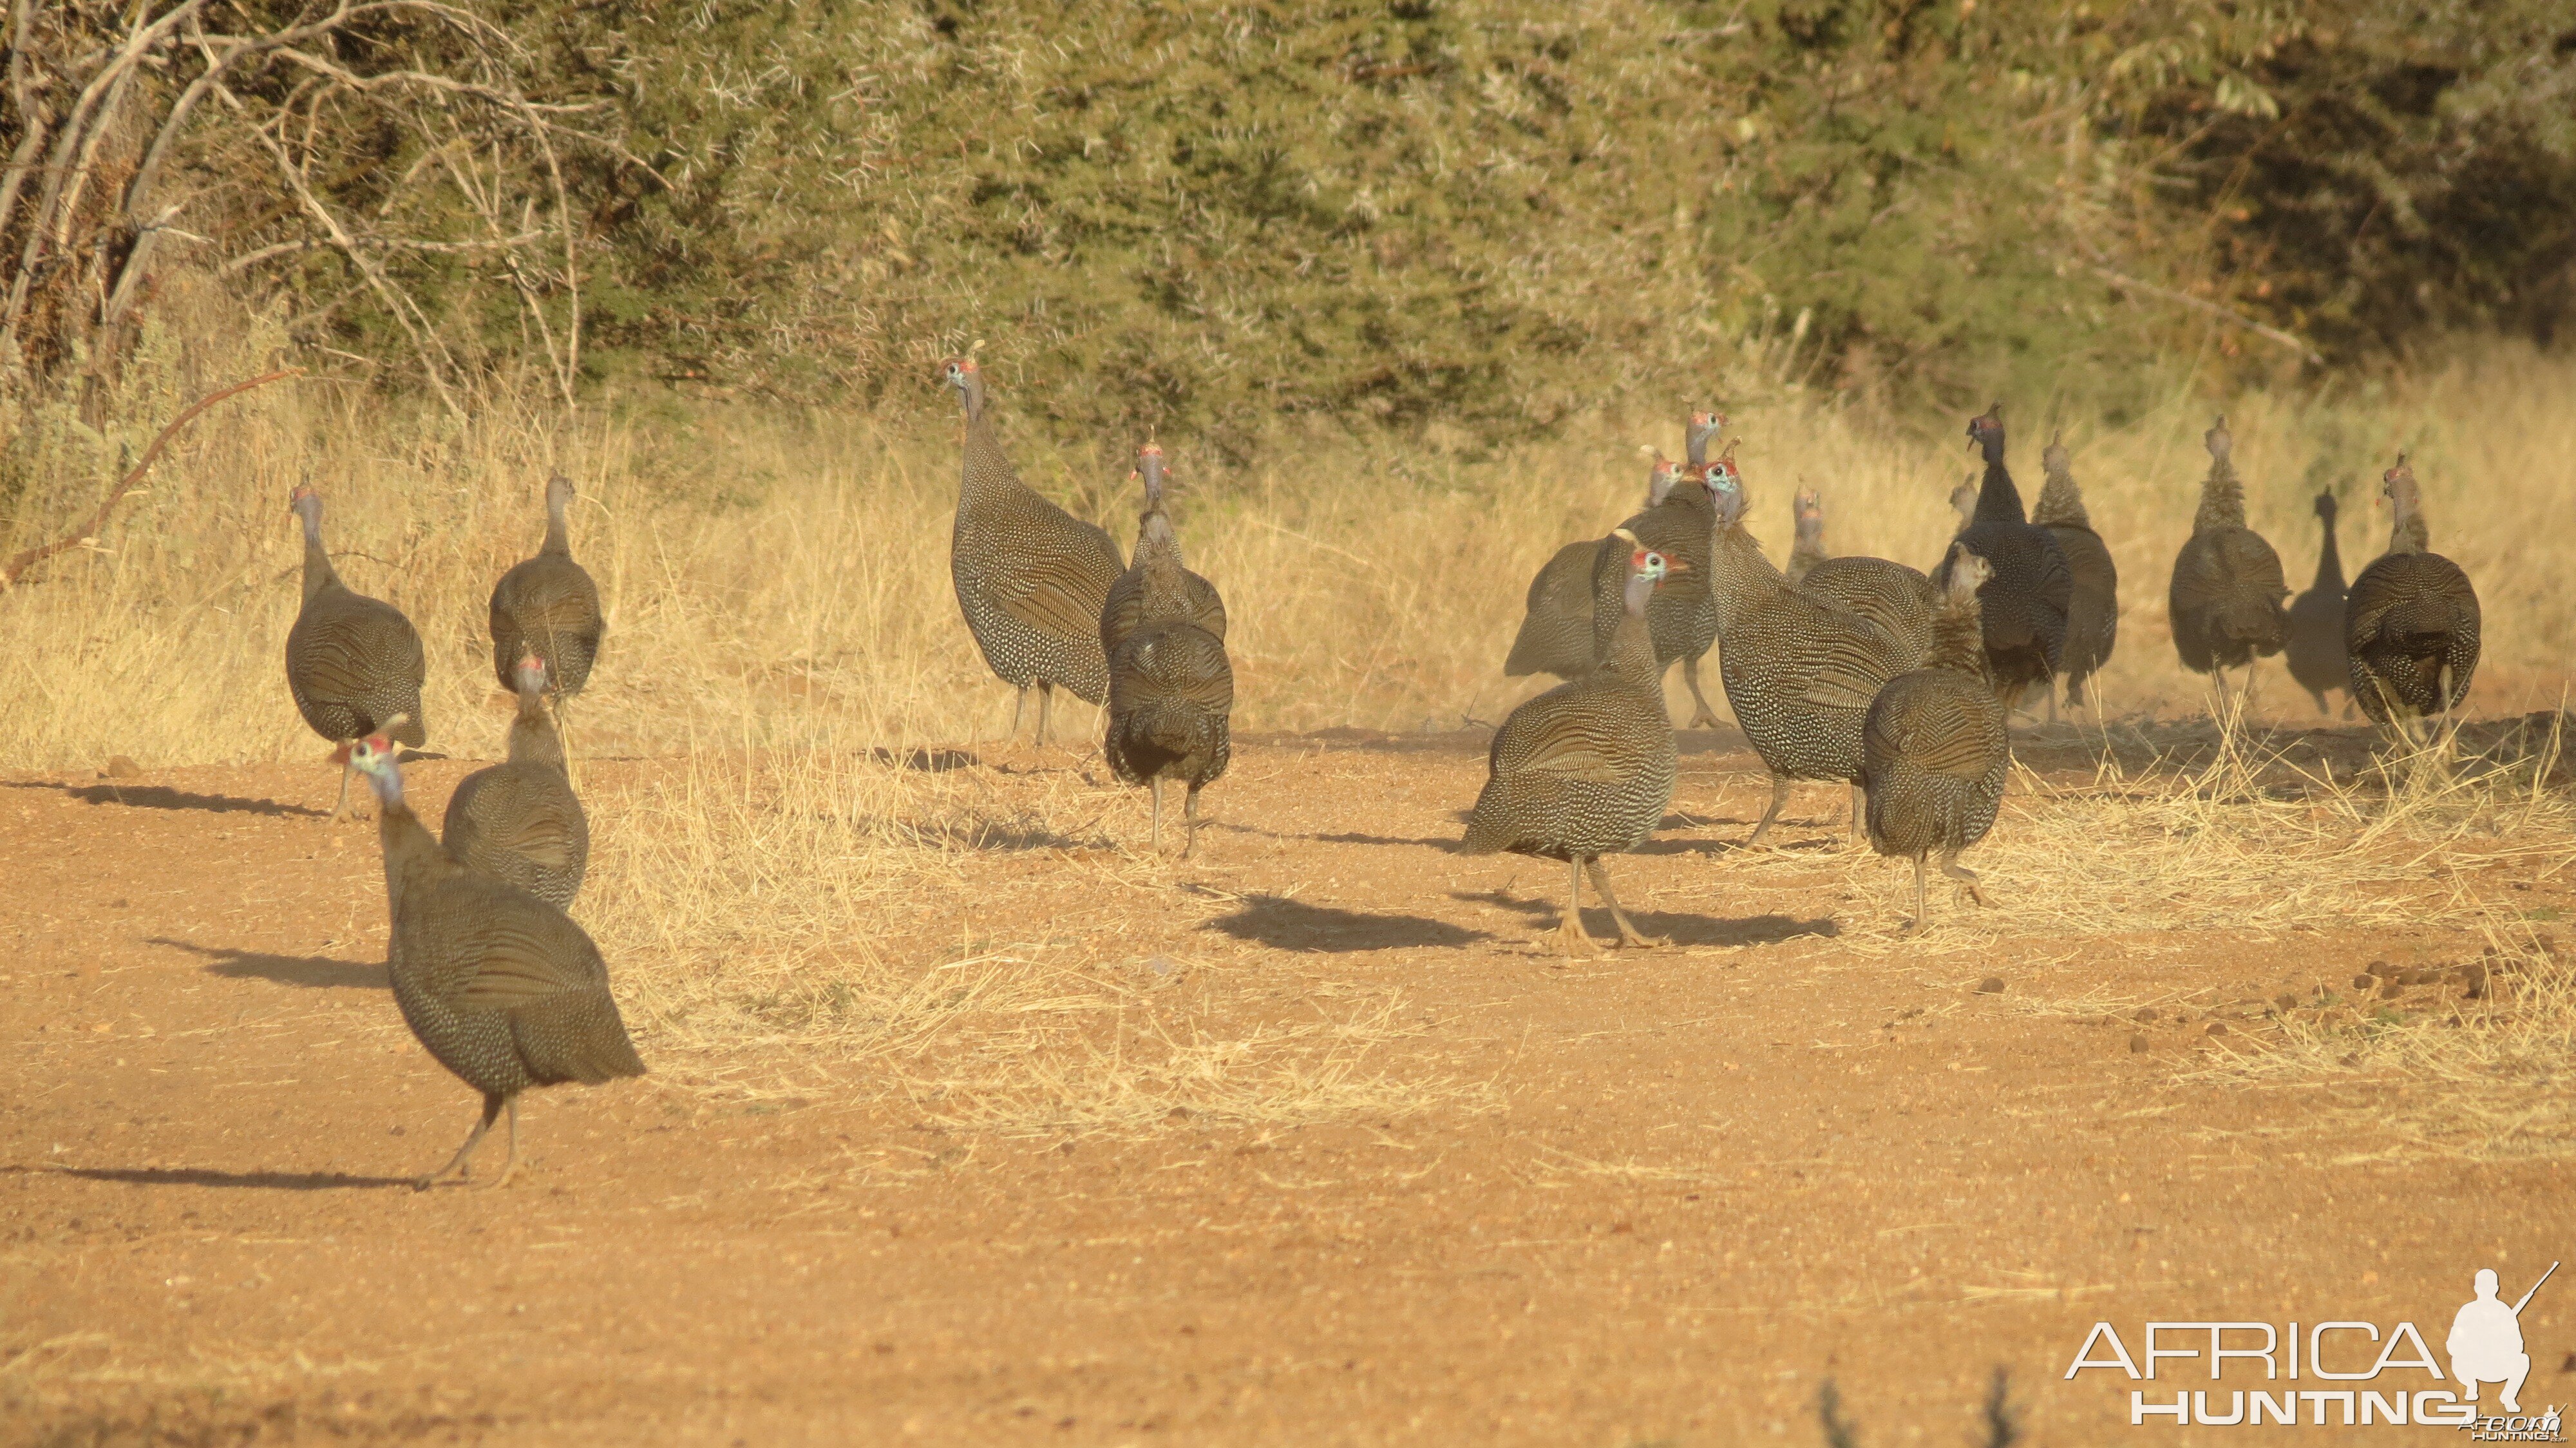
[1554, 914, 1602, 957]
[1685, 708, 1723, 730]
[481, 1161, 520, 1190]
[1898, 917, 1930, 938]
[1964, 884, 1993, 908]
[1615, 927, 1669, 950]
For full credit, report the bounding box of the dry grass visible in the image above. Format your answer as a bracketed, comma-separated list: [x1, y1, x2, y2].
[6, 294, 2573, 1146]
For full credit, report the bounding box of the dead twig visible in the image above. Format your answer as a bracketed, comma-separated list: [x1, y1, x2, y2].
[1, 367, 301, 587]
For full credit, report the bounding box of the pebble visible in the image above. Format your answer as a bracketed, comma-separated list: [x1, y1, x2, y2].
[2206, 1022, 2229, 1036]
[2128, 1034, 2150, 1053]
[2133, 1007, 2160, 1024]
[103, 756, 142, 779]
[2351, 973, 2375, 991]
[1975, 976, 2005, 995]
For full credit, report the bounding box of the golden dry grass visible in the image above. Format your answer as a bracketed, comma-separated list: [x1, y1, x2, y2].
[5, 295, 2572, 1147]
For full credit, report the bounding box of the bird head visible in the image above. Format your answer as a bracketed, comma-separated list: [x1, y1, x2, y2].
[1645, 451, 1684, 506]
[1685, 410, 1727, 467]
[1138, 443, 1168, 507]
[1965, 403, 2004, 457]
[2204, 414, 2233, 463]
[288, 484, 322, 526]
[2041, 435, 2071, 479]
[937, 356, 983, 417]
[545, 472, 577, 511]
[1792, 486, 1821, 523]
[1703, 446, 1746, 526]
[344, 726, 406, 805]
[515, 651, 549, 698]
[2313, 490, 2338, 522]
[1944, 544, 1993, 598]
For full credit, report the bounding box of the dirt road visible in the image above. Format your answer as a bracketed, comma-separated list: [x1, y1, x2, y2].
[3, 723, 2566, 1444]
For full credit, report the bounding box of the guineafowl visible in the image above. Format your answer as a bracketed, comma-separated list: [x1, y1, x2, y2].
[2167, 417, 2290, 712]
[1464, 546, 1678, 955]
[1787, 488, 1828, 584]
[1703, 454, 1919, 847]
[488, 473, 603, 705]
[346, 735, 644, 1189]
[2345, 454, 2481, 735]
[1101, 444, 1226, 656]
[2032, 437, 2119, 716]
[1102, 490, 1233, 856]
[1506, 455, 1687, 680]
[1948, 473, 1978, 531]
[285, 486, 426, 822]
[1862, 546, 2010, 933]
[1792, 487, 1938, 660]
[1591, 419, 1728, 727]
[941, 357, 1126, 744]
[443, 654, 589, 910]
[2285, 490, 2351, 716]
[1931, 405, 2072, 712]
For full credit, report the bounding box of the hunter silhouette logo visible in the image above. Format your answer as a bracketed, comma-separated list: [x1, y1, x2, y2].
[2452, 1264, 2554, 1415]
[2063, 1261, 2563, 1433]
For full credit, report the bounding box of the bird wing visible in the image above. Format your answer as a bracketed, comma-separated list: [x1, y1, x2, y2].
[1496, 705, 1645, 784]
[418, 879, 607, 1009]
[1869, 683, 2002, 779]
[1798, 607, 1906, 710]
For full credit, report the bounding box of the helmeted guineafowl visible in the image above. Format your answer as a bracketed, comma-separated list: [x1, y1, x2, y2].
[941, 357, 1126, 744]
[1101, 444, 1226, 656]
[488, 473, 603, 706]
[2167, 416, 2290, 713]
[1931, 405, 2072, 712]
[1792, 486, 1938, 661]
[2285, 490, 2352, 716]
[2345, 454, 2480, 735]
[1703, 455, 1919, 847]
[1788, 488, 1828, 584]
[1102, 481, 1234, 857]
[347, 735, 644, 1189]
[1505, 455, 1687, 681]
[1464, 546, 1679, 955]
[443, 654, 589, 910]
[1591, 417, 1728, 728]
[285, 485, 426, 822]
[2032, 437, 2119, 716]
[1862, 546, 2010, 933]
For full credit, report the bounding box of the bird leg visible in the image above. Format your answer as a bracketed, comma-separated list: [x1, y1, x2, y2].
[1679, 655, 1724, 730]
[328, 748, 363, 824]
[483, 1098, 522, 1190]
[1942, 854, 1989, 907]
[1555, 855, 1602, 957]
[1181, 786, 1202, 860]
[1901, 854, 1930, 937]
[417, 1093, 504, 1190]
[1149, 777, 1164, 854]
[1036, 681, 1055, 747]
[1010, 685, 1030, 740]
[1745, 775, 1793, 848]
[1847, 781, 1866, 846]
[1583, 858, 1665, 949]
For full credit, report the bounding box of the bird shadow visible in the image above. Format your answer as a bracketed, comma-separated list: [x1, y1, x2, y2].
[4, 780, 325, 819]
[1203, 895, 1492, 952]
[48, 1165, 415, 1192]
[1451, 890, 1837, 947]
[149, 937, 385, 990]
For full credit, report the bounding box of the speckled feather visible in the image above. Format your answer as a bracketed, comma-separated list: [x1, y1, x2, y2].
[1863, 562, 2010, 865]
[1931, 408, 2072, 706]
[364, 753, 642, 1104]
[2168, 419, 2289, 675]
[285, 493, 426, 748]
[949, 366, 1124, 705]
[1465, 560, 1676, 861]
[442, 672, 587, 910]
[2345, 458, 2479, 724]
[2033, 442, 2119, 704]
[488, 474, 603, 697]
